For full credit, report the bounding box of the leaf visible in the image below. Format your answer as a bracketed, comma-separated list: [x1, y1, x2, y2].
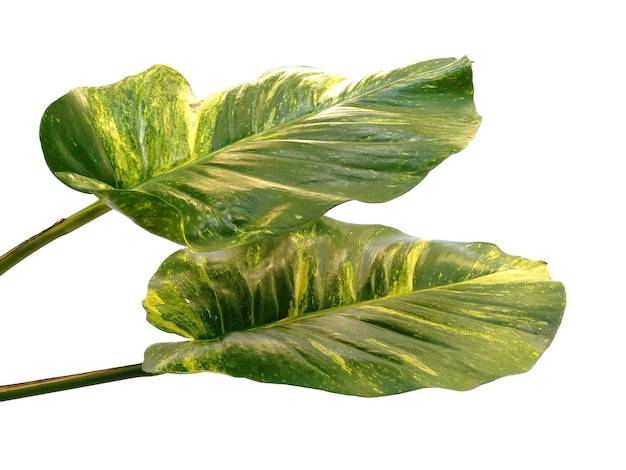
[40, 58, 481, 251]
[142, 218, 565, 397]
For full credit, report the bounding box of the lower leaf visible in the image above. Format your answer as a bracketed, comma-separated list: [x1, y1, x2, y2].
[142, 218, 565, 397]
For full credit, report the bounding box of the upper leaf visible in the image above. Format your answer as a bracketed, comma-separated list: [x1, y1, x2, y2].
[40, 58, 481, 250]
[142, 218, 565, 397]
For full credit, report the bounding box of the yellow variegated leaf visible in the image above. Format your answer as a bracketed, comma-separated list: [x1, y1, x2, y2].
[41, 58, 480, 251]
[143, 218, 565, 397]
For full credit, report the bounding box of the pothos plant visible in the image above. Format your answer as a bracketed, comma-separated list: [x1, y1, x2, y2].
[0, 57, 565, 401]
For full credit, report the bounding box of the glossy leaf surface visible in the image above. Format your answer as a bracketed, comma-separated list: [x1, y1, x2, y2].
[143, 218, 565, 397]
[41, 58, 480, 250]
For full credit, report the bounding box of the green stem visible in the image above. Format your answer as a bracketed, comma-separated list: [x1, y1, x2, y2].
[0, 200, 110, 276]
[0, 363, 157, 401]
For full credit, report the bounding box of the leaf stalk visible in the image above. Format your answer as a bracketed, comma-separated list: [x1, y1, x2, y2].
[0, 200, 110, 276]
[0, 363, 155, 401]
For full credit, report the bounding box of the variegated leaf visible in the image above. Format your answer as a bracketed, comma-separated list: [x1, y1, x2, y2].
[40, 58, 480, 251]
[142, 218, 565, 397]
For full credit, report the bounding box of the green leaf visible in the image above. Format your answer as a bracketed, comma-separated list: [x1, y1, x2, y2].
[40, 58, 481, 251]
[142, 218, 565, 397]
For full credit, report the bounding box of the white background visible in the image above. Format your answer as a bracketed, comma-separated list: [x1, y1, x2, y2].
[1, 1, 623, 468]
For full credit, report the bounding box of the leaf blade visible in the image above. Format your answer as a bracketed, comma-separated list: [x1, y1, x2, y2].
[142, 218, 565, 396]
[41, 58, 481, 250]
